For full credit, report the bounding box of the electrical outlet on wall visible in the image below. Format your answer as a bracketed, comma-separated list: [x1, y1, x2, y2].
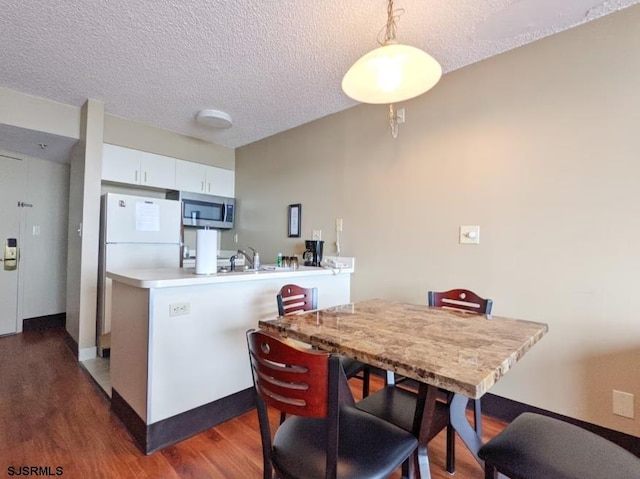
[169, 302, 190, 317]
[312, 230, 322, 240]
[613, 390, 634, 419]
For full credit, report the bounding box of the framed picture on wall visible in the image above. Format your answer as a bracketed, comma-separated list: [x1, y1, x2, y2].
[288, 204, 301, 237]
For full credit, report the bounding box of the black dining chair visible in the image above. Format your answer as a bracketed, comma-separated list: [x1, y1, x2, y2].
[428, 288, 493, 438]
[356, 288, 493, 476]
[277, 284, 371, 398]
[356, 369, 454, 476]
[479, 412, 640, 479]
[247, 329, 418, 479]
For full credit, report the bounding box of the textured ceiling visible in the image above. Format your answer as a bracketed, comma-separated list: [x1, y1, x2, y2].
[1, 0, 639, 153]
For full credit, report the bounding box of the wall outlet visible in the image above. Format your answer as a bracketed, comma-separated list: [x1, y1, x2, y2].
[312, 230, 322, 240]
[613, 390, 634, 419]
[233, 233, 238, 244]
[336, 218, 343, 232]
[169, 302, 190, 317]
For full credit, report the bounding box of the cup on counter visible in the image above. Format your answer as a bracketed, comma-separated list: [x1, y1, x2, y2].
[290, 256, 298, 269]
[282, 256, 291, 268]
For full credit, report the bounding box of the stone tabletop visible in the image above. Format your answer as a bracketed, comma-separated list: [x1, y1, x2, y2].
[259, 299, 548, 398]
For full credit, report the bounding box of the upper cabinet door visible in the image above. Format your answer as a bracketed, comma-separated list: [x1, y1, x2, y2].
[140, 152, 176, 190]
[175, 160, 207, 193]
[102, 144, 142, 185]
[103, 145, 232, 196]
[205, 166, 235, 197]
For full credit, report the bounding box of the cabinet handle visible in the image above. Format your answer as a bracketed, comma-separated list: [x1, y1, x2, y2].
[135, 170, 138, 182]
[207, 182, 211, 193]
[201, 181, 205, 192]
[144, 171, 147, 183]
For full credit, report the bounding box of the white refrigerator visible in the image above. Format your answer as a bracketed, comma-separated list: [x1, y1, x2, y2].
[97, 193, 181, 354]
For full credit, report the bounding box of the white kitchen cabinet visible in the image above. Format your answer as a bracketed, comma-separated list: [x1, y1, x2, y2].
[174, 159, 206, 193]
[102, 144, 176, 190]
[206, 166, 235, 197]
[175, 159, 235, 197]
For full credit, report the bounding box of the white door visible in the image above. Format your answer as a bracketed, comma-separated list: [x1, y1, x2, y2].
[0, 156, 26, 336]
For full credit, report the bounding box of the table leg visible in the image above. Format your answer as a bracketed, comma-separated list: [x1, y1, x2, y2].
[449, 393, 484, 467]
[416, 444, 432, 479]
[414, 384, 439, 479]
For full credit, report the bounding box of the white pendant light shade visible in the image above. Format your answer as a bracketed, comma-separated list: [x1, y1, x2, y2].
[342, 43, 442, 104]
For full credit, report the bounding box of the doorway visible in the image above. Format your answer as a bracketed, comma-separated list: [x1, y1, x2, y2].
[0, 155, 26, 335]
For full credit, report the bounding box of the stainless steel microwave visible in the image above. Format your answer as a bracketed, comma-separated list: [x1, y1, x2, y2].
[166, 191, 235, 229]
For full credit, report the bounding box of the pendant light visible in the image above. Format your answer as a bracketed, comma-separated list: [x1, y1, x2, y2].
[342, 0, 441, 138]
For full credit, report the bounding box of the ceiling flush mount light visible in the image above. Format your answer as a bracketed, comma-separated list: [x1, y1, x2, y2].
[342, 0, 442, 138]
[196, 109, 233, 129]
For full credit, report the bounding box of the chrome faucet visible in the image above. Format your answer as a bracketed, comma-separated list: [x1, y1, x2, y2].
[237, 247, 260, 270]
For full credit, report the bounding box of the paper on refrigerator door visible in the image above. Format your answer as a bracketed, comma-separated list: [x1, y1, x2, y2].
[135, 202, 160, 231]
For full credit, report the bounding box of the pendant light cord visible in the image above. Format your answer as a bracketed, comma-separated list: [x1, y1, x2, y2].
[389, 104, 399, 139]
[380, 0, 404, 45]
[384, 0, 397, 42]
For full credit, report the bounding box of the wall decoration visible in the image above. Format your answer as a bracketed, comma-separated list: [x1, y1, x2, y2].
[288, 204, 301, 238]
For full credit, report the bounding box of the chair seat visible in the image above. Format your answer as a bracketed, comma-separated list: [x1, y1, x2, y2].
[274, 405, 418, 479]
[355, 386, 450, 441]
[478, 413, 640, 479]
[339, 356, 367, 377]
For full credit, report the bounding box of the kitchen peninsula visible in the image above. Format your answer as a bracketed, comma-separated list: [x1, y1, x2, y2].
[107, 259, 354, 454]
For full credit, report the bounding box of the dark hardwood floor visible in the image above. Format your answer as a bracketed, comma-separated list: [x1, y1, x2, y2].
[0, 328, 507, 478]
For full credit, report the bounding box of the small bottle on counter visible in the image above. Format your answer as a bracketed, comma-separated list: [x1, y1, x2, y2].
[277, 252, 283, 267]
[254, 253, 261, 270]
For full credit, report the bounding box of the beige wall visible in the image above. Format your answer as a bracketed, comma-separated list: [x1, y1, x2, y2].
[233, 6, 640, 437]
[104, 115, 235, 169]
[65, 99, 105, 358]
[0, 87, 80, 139]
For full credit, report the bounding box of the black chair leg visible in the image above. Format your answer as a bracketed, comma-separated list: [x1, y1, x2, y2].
[474, 398, 483, 436]
[362, 367, 370, 398]
[446, 424, 456, 474]
[484, 462, 498, 479]
[400, 450, 417, 479]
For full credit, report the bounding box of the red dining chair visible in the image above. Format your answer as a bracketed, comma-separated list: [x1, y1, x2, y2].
[277, 284, 370, 398]
[247, 329, 418, 479]
[428, 288, 493, 473]
[428, 288, 492, 437]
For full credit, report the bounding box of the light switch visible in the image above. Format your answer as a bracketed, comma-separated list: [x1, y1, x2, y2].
[460, 225, 480, 244]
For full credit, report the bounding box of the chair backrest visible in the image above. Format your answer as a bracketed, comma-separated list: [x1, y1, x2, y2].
[277, 284, 318, 316]
[247, 328, 334, 418]
[247, 329, 346, 479]
[428, 288, 493, 315]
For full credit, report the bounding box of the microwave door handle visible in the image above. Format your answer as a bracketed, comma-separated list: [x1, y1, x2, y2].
[223, 203, 228, 223]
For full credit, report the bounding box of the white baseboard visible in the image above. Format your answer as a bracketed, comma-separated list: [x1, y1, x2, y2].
[79, 346, 97, 361]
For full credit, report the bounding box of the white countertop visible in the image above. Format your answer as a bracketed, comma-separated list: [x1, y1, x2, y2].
[107, 263, 354, 289]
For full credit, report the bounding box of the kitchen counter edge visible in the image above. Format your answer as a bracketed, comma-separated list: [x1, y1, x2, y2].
[106, 266, 354, 289]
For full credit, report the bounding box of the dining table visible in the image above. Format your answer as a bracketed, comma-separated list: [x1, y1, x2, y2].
[258, 298, 549, 479]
